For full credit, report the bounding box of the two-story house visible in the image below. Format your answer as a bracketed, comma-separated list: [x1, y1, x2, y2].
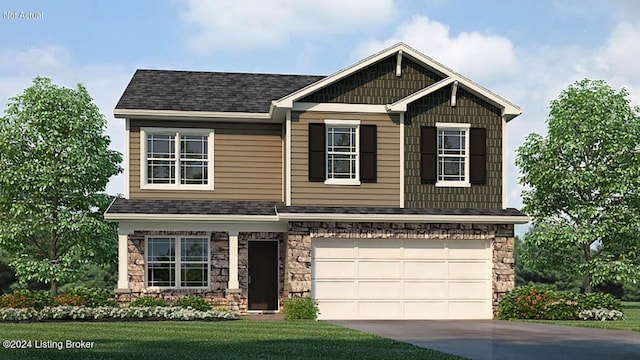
[105, 43, 528, 320]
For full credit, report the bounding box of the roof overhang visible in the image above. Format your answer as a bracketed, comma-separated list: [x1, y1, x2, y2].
[113, 109, 277, 123]
[272, 42, 523, 121]
[277, 212, 529, 224]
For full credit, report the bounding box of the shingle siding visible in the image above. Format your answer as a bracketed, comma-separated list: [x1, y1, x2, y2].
[405, 87, 503, 209]
[299, 56, 445, 104]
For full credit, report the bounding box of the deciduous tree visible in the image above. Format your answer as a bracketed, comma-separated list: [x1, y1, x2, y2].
[0, 77, 122, 295]
[516, 79, 640, 292]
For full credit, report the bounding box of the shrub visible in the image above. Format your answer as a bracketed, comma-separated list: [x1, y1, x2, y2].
[66, 287, 117, 307]
[174, 296, 211, 311]
[0, 306, 238, 322]
[283, 297, 318, 320]
[130, 296, 168, 307]
[498, 286, 624, 320]
[53, 293, 84, 306]
[0, 290, 53, 310]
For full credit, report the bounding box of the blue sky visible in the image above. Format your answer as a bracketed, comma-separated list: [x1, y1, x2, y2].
[1, 0, 639, 231]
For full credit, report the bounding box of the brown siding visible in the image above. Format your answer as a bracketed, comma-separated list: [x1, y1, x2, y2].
[405, 87, 503, 208]
[299, 56, 444, 104]
[291, 111, 400, 207]
[129, 120, 282, 201]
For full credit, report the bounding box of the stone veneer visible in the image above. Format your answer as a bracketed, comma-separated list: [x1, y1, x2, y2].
[119, 224, 514, 317]
[286, 222, 515, 317]
[116, 231, 286, 313]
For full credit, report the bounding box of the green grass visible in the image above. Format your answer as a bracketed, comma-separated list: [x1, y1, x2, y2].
[523, 302, 640, 332]
[0, 320, 461, 360]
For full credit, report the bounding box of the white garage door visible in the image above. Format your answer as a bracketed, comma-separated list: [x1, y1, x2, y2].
[311, 238, 492, 320]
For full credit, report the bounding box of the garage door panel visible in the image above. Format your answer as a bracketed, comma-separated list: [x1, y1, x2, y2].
[314, 260, 355, 278]
[317, 301, 357, 320]
[404, 301, 448, 319]
[313, 239, 356, 258]
[312, 238, 492, 320]
[357, 239, 402, 258]
[449, 301, 492, 319]
[314, 281, 356, 299]
[448, 240, 489, 259]
[358, 261, 401, 278]
[403, 239, 446, 259]
[404, 281, 447, 299]
[449, 261, 491, 279]
[449, 281, 491, 299]
[404, 261, 447, 279]
[359, 301, 401, 319]
[358, 281, 402, 299]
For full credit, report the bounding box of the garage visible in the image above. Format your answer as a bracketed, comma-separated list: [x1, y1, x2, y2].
[311, 238, 492, 320]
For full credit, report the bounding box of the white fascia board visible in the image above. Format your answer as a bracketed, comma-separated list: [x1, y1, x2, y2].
[293, 102, 387, 113]
[278, 212, 530, 224]
[116, 220, 288, 234]
[104, 213, 280, 222]
[113, 109, 276, 122]
[275, 42, 523, 120]
[386, 78, 455, 112]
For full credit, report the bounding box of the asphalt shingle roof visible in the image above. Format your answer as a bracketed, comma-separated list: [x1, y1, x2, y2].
[105, 199, 526, 218]
[115, 70, 325, 113]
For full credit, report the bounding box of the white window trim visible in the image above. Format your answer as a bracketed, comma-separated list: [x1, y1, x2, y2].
[324, 119, 361, 186]
[145, 235, 211, 290]
[435, 122, 471, 188]
[140, 127, 214, 190]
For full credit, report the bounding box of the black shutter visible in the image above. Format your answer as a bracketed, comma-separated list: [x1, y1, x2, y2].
[308, 123, 326, 182]
[469, 127, 486, 185]
[360, 125, 377, 183]
[421, 126, 437, 184]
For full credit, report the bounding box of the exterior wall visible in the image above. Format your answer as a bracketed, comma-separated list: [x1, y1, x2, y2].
[286, 222, 515, 317]
[290, 111, 401, 207]
[129, 120, 282, 201]
[405, 87, 503, 208]
[299, 56, 445, 104]
[117, 230, 287, 313]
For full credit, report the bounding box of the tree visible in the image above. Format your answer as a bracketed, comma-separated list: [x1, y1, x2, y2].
[0, 77, 122, 295]
[516, 79, 640, 292]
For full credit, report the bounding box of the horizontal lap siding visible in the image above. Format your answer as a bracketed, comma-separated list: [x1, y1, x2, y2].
[291, 111, 400, 207]
[129, 120, 282, 201]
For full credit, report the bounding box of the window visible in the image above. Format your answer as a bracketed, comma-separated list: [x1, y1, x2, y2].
[147, 237, 209, 288]
[324, 120, 360, 185]
[436, 123, 470, 187]
[141, 128, 214, 190]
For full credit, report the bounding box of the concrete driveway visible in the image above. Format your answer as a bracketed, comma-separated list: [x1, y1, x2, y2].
[330, 320, 640, 360]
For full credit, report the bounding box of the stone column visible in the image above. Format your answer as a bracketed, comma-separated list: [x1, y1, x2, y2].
[228, 231, 239, 290]
[117, 231, 129, 289]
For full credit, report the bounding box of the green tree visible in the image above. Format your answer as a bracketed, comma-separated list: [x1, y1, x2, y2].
[516, 79, 640, 292]
[0, 77, 122, 295]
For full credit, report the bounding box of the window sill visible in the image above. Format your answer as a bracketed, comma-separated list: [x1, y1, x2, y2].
[145, 286, 211, 290]
[141, 184, 215, 191]
[324, 179, 361, 186]
[435, 181, 471, 188]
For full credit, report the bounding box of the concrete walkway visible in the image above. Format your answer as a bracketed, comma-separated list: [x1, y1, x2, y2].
[331, 320, 640, 360]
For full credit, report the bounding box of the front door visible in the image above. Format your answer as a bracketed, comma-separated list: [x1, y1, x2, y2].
[248, 241, 278, 310]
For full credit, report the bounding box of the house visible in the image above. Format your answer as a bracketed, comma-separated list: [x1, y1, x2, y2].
[105, 42, 528, 320]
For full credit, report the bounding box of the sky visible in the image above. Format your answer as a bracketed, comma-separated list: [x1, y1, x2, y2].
[1, 0, 639, 235]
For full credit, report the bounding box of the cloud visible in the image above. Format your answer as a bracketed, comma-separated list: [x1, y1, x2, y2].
[351, 16, 518, 86]
[179, 0, 397, 53]
[0, 46, 132, 196]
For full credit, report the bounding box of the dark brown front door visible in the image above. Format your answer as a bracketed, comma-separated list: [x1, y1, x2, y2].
[248, 241, 278, 310]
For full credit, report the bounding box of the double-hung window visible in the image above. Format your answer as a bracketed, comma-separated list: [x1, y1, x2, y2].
[147, 236, 209, 288]
[436, 122, 470, 187]
[141, 128, 214, 190]
[325, 119, 360, 185]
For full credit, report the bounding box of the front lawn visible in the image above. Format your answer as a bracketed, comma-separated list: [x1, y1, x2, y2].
[0, 320, 461, 360]
[524, 302, 640, 332]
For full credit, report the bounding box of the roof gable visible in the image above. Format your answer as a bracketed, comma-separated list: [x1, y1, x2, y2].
[275, 43, 522, 120]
